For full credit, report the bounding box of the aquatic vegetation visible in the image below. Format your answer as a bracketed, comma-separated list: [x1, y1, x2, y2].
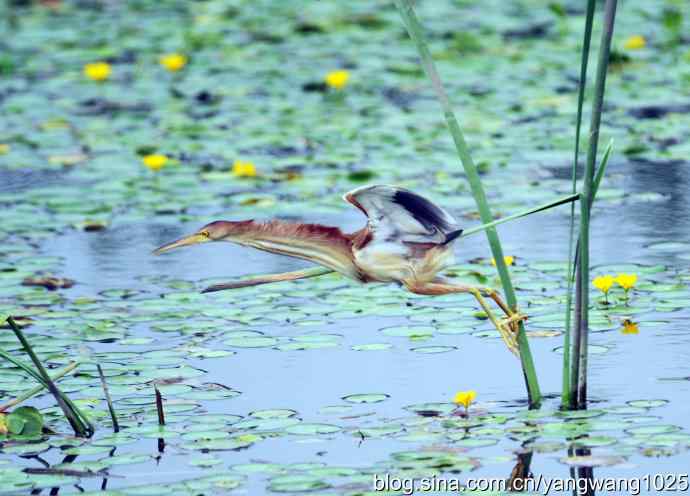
[159, 53, 188, 72]
[0, 406, 43, 436]
[231, 159, 257, 178]
[83, 61, 111, 81]
[2, 317, 92, 437]
[623, 35, 646, 50]
[567, 0, 618, 411]
[0, 144, 9, 155]
[1, 0, 689, 492]
[324, 69, 349, 90]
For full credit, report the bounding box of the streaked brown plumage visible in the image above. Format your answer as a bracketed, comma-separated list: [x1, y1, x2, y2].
[153, 184, 523, 355]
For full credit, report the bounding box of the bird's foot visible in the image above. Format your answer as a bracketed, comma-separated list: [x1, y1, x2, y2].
[498, 311, 527, 357]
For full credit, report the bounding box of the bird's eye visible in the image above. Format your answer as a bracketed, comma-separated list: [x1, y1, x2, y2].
[200, 230, 210, 238]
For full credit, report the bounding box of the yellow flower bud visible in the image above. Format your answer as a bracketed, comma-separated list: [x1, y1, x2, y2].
[453, 390, 476, 410]
[84, 62, 111, 81]
[232, 160, 257, 178]
[142, 154, 168, 171]
[324, 70, 350, 90]
[623, 35, 646, 50]
[160, 53, 188, 72]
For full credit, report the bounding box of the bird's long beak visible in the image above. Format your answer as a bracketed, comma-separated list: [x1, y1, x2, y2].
[153, 233, 209, 255]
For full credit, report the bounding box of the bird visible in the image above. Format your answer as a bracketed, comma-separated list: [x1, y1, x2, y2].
[153, 185, 524, 355]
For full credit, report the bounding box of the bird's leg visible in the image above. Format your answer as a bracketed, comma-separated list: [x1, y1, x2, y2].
[481, 288, 526, 336]
[405, 279, 524, 356]
[201, 267, 334, 293]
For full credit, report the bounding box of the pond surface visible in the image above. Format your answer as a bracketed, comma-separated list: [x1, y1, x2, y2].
[1, 0, 690, 494]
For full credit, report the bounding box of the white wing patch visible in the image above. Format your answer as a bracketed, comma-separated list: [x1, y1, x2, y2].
[344, 185, 461, 244]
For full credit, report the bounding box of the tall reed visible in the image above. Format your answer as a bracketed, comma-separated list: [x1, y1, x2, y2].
[562, 0, 596, 409]
[395, 0, 541, 406]
[570, 0, 619, 409]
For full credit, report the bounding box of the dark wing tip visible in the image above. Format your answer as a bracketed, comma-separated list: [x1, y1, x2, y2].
[442, 229, 463, 245]
[392, 189, 454, 232]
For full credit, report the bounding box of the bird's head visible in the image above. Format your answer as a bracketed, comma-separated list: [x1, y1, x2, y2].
[152, 221, 233, 255]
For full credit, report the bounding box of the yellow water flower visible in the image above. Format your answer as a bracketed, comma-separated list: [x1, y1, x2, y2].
[491, 256, 515, 266]
[142, 154, 168, 171]
[624, 35, 646, 50]
[0, 144, 9, 155]
[621, 319, 639, 335]
[615, 273, 637, 291]
[84, 61, 111, 81]
[593, 275, 614, 294]
[232, 159, 257, 178]
[325, 69, 350, 90]
[160, 53, 188, 72]
[453, 390, 476, 411]
[593, 275, 615, 304]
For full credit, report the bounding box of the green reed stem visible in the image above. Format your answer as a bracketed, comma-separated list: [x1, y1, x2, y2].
[97, 364, 119, 433]
[395, 0, 541, 406]
[461, 194, 580, 238]
[592, 140, 613, 204]
[155, 386, 165, 426]
[0, 361, 78, 413]
[571, 0, 618, 410]
[4, 316, 94, 436]
[562, 0, 596, 409]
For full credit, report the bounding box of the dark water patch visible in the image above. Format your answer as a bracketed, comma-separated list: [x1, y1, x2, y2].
[503, 21, 553, 40]
[75, 98, 152, 116]
[382, 86, 421, 110]
[628, 103, 690, 119]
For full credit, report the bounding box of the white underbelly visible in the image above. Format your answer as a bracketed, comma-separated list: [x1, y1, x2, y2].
[354, 242, 454, 283]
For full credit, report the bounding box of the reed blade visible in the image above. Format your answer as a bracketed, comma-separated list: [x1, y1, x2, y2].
[0, 361, 78, 413]
[395, 0, 541, 406]
[97, 364, 119, 433]
[461, 194, 580, 238]
[155, 386, 165, 426]
[592, 140, 613, 203]
[5, 316, 94, 436]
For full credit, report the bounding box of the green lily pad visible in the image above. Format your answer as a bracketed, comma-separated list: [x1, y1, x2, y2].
[268, 475, 331, 493]
[342, 393, 390, 404]
[284, 423, 342, 435]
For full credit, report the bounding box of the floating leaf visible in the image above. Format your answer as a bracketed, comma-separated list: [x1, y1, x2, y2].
[342, 393, 390, 404]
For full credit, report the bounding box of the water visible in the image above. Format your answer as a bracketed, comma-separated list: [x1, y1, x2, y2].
[2, 0, 690, 491]
[27, 159, 690, 494]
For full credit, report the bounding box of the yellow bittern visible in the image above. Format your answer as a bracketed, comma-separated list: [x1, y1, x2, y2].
[154, 185, 524, 355]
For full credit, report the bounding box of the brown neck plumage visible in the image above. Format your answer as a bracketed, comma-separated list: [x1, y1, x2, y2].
[213, 220, 362, 280]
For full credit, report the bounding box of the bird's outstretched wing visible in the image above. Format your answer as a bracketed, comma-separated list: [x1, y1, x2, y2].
[344, 185, 462, 244]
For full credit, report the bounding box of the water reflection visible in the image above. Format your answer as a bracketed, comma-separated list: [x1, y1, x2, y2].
[568, 446, 595, 496]
[506, 448, 533, 491]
